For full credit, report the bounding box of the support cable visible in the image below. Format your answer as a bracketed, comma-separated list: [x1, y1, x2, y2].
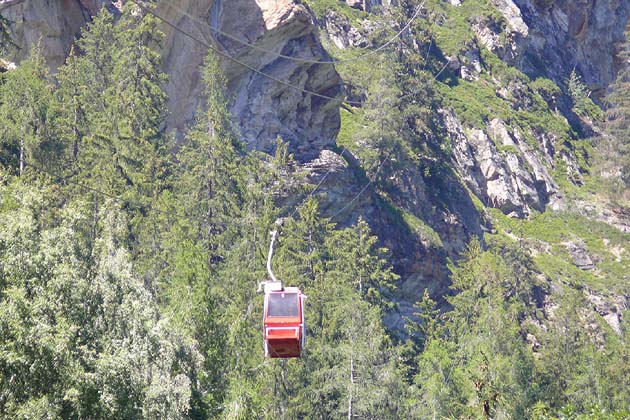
[19, 2, 455, 244]
[287, 147, 347, 221]
[330, 158, 386, 221]
[130, 0, 362, 106]
[157, 0, 425, 66]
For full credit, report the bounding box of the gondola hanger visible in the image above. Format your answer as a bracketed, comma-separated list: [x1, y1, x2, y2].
[259, 229, 307, 358]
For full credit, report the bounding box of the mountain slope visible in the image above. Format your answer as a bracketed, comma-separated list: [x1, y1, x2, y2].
[1, 0, 629, 418]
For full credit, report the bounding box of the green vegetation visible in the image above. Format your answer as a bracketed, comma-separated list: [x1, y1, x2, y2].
[566, 69, 604, 121]
[304, 0, 368, 24]
[488, 208, 630, 293]
[0, 7, 407, 418]
[441, 49, 574, 148]
[407, 238, 630, 419]
[425, 0, 506, 56]
[337, 106, 365, 148]
[1, 2, 628, 419]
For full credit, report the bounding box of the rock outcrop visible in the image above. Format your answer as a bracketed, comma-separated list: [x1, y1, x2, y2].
[323, 10, 367, 49]
[563, 238, 595, 270]
[1, 0, 342, 161]
[586, 290, 629, 335]
[156, 0, 344, 160]
[343, 0, 396, 12]
[447, 109, 560, 217]
[0, 0, 89, 70]
[487, 0, 630, 95]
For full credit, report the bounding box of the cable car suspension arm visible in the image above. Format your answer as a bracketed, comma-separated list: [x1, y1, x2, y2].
[267, 230, 279, 283]
[258, 230, 282, 292]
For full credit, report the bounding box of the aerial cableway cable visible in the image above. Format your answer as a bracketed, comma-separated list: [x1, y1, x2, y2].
[22, 144, 350, 228]
[22, 0, 454, 234]
[18, 0, 455, 361]
[130, 0, 363, 106]
[132, 0, 451, 113]
[157, 0, 425, 66]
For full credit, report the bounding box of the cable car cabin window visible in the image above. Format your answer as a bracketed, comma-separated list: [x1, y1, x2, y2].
[267, 293, 299, 317]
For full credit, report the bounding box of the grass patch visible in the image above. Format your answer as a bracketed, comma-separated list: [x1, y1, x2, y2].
[426, 0, 506, 56]
[487, 208, 630, 294]
[440, 78, 505, 127]
[304, 0, 368, 25]
[337, 106, 365, 149]
[401, 208, 444, 249]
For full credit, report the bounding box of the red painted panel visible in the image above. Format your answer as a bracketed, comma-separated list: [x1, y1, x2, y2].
[267, 338, 300, 358]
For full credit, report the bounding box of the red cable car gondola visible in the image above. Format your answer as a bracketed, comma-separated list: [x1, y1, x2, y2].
[259, 230, 306, 358]
[262, 282, 306, 358]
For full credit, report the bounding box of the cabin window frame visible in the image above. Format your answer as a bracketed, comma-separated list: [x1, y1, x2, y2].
[266, 292, 299, 318]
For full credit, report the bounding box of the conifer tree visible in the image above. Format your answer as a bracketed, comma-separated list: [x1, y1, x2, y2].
[326, 217, 398, 307]
[411, 238, 538, 419]
[275, 206, 407, 419]
[56, 5, 167, 199]
[566, 69, 591, 117]
[0, 48, 58, 176]
[176, 49, 245, 263]
[57, 9, 116, 186]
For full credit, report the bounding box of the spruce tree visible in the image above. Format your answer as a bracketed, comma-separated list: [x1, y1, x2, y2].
[0, 48, 58, 176]
[175, 50, 245, 264]
[275, 206, 406, 419]
[56, 5, 167, 199]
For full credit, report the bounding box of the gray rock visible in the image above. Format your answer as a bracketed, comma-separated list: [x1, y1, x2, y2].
[574, 201, 630, 233]
[447, 110, 562, 217]
[345, 0, 397, 11]
[492, 0, 529, 37]
[2, 0, 343, 162]
[0, 0, 89, 71]
[563, 238, 595, 270]
[468, 0, 630, 97]
[586, 290, 629, 335]
[159, 0, 343, 161]
[345, 0, 364, 10]
[323, 10, 367, 49]
[511, 0, 630, 96]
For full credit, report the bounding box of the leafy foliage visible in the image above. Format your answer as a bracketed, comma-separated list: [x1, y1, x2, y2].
[0, 3, 627, 420]
[0, 182, 200, 419]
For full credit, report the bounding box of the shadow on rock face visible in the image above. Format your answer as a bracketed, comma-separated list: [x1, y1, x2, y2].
[161, 0, 343, 162]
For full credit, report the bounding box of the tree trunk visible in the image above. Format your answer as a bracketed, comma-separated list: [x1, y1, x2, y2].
[347, 354, 354, 420]
[19, 136, 24, 176]
[73, 106, 79, 160]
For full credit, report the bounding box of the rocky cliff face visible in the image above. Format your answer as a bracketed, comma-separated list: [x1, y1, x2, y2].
[442, 0, 630, 218]
[0, 0, 90, 69]
[448, 111, 561, 217]
[1, 0, 628, 326]
[490, 0, 629, 95]
[158, 0, 342, 159]
[1, 0, 342, 160]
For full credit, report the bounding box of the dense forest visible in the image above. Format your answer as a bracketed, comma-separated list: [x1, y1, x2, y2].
[1, 1, 629, 419]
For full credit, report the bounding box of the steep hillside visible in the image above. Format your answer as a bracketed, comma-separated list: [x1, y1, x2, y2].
[1, 0, 629, 418]
[307, 0, 630, 321]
